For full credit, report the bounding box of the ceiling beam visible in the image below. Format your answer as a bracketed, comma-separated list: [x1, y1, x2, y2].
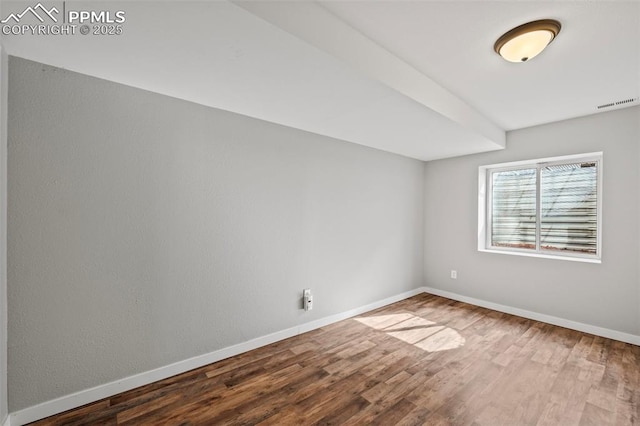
[234, 0, 506, 150]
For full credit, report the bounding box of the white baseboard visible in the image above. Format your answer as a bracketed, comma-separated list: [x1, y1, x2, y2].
[9, 287, 424, 426]
[422, 286, 640, 346]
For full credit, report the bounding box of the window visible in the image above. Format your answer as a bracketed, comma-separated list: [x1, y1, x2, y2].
[478, 152, 602, 262]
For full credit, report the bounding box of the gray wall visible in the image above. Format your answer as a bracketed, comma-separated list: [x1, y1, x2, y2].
[7, 56, 425, 411]
[1, 47, 8, 425]
[424, 105, 640, 336]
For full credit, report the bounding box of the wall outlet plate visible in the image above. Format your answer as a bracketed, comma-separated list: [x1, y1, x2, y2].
[303, 289, 313, 311]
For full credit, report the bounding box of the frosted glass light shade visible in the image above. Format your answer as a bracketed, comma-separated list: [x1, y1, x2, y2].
[494, 20, 561, 63]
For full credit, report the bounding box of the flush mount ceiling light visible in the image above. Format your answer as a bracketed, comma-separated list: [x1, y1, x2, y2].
[494, 19, 561, 63]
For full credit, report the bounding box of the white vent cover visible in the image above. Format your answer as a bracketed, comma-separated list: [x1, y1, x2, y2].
[597, 97, 638, 109]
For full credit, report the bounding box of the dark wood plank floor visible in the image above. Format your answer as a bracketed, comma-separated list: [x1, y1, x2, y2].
[31, 293, 639, 425]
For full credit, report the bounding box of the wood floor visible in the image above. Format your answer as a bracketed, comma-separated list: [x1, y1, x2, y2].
[31, 294, 639, 425]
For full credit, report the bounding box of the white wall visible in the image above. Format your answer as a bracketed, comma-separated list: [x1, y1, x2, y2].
[7, 56, 425, 411]
[424, 106, 640, 336]
[0, 46, 9, 426]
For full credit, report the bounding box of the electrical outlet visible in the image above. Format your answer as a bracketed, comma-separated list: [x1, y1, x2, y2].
[303, 289, 313, 311]
[450, 270, 457, 279]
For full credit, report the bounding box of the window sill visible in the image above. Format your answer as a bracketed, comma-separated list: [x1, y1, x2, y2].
[478, 248, 601, 264]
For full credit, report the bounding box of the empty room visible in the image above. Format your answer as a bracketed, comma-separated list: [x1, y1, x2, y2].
[0, 1, 639, 425]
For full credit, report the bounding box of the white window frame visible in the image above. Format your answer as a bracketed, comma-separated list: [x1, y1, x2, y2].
[478, 152, 603, 263]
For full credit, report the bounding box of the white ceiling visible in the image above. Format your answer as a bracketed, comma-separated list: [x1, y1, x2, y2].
[2, 1, 639, 161]
[318, 0, 640, 131]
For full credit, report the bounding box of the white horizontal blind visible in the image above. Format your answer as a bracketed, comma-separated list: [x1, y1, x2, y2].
[491, 168, 537, 250]
[541, 162, 598, 254]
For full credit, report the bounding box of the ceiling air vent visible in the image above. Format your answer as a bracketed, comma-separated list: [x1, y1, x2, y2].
[597, 97, 638, 109]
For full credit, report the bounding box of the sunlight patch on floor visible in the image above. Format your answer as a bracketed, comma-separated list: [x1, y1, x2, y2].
[355, 313, 465, 352]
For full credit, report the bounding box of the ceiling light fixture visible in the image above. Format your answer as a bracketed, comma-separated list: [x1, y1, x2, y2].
[494, 19, 561, 63]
